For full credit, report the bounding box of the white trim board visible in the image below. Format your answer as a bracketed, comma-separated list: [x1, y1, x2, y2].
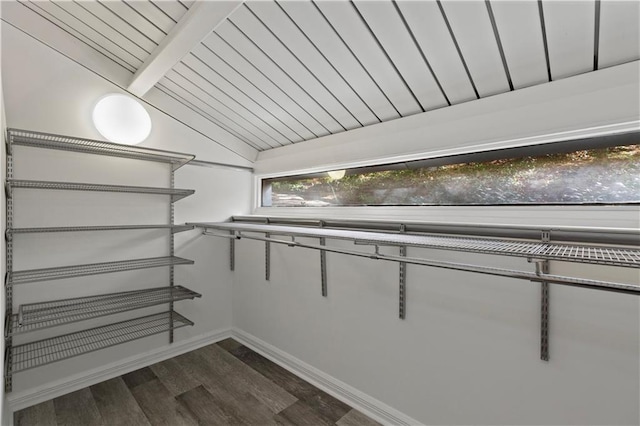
[252, 205, 640, 230]
[6, 327, 232, 414]
[128, 1, 244, 97]
[232, 328, 422, 426]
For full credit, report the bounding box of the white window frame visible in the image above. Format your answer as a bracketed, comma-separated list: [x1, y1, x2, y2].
[252, 124, 640, 230]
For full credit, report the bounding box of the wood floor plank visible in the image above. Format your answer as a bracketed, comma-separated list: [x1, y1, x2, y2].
[122, 367, 157, 389]
[302, 389, 352, 423]
[229, 344, 319, 400]
[337, 409, 382, 426]
[14, 400, 56, 426]
[175, 385, 247, 425]
[273, 400, 334, 426]
[149, 357, 201, 396]
[90, 377, 151, 426]
[176, 350, 277, 425]
[53, 388, 103, 426]
[229, 344, 351, 422]
[194, 343, 298, 414]
[217, 337, 243, 352]
[131, 378, 198, 426]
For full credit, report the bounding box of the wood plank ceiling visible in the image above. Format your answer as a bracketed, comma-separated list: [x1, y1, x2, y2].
[14, 0, 640, 154]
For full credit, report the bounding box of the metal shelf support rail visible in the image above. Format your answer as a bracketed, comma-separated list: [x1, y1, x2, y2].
[537, 230, 551, 361]
[265, 219, 270, 282]
[320, 220, 327, 298]
[9, 286, 201, 336]
[265, 234, 271, 282]
[169, 169, 176, 343]
[6, 311, 193, 379]
[194, 220, 640, 362]
[230, 230, 236, 271]
[399, 224, 407, 320]
[5, 128, 15, 391]
[7, 128, 195, 171]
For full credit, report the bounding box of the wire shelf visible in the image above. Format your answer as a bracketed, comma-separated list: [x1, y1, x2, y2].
[9, 311, 193, 374]
[10, 285, 201, 335]
[357, 233, 640, 268]
[7, 224, 194, 237]
[6, 180, 194, 203]
[195, 222, 640, 268]
[8, 256, 194, 285]
[7, 129, 195, 171]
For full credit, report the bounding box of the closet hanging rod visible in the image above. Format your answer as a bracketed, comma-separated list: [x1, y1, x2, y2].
[230, 216, 639, 246]
[202, 230, 640, 296]
[187, 159, 254, 172]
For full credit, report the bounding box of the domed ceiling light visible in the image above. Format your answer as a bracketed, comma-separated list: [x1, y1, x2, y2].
[92, 94, 152, 145]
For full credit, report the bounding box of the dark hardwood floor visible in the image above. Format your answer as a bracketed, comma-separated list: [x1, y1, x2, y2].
[14, 339, 380, 426]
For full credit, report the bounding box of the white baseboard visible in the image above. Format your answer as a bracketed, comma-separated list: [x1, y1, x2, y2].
[7, 327, 232, 413]
[231, 328, 421, 426]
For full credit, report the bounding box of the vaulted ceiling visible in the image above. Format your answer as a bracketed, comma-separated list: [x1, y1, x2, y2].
[4, 0, 640, 159]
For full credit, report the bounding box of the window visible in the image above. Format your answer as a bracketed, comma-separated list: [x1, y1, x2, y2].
[262, 134, 639, 207]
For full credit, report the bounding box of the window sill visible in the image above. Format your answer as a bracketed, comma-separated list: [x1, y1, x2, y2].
[253, 205, 639, 230]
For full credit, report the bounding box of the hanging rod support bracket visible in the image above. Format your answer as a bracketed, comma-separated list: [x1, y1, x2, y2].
[370, 245, 381, 260]
[265, 232, 271, 281]
[540, 230, 550, 362]
[532, 230, 551, 362]
[229, 230, 235, 271]
[319, 221, 327, 297]
[264, 218, 271, 281]
[399, 224, 407, 320]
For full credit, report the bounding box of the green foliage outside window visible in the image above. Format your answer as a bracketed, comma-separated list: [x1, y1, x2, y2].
[265, 145, 639, 206]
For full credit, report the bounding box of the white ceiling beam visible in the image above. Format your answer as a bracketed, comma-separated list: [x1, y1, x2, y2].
[128, 0, 243, 97]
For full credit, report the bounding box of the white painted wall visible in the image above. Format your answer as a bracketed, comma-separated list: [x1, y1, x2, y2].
[232, 238, 639, 425]
[234, 62, 640, 424]
[0, 16, 251, 412]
